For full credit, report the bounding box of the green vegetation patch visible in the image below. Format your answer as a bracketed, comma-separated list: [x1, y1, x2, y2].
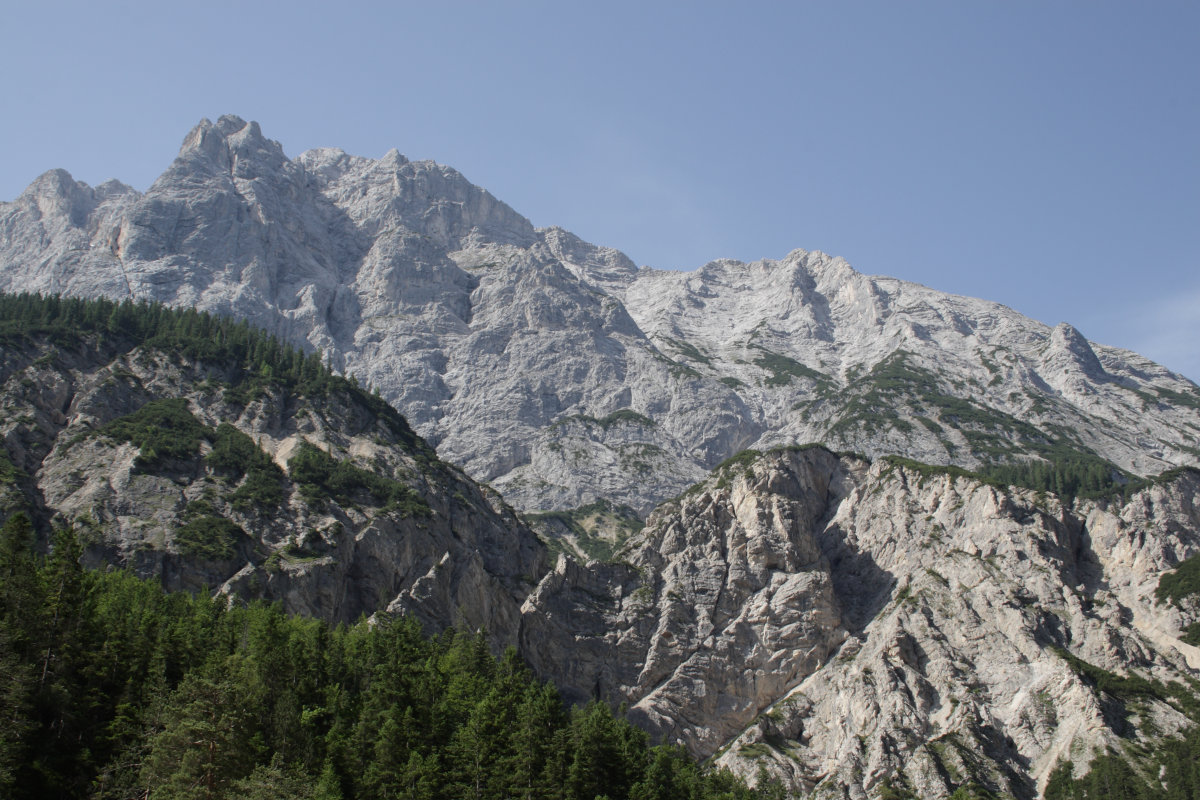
[1043, 755, 1150, 800]
[0, 451, 25, 486]
[1155, 554, 1200, 607]
[174, 514, 243, 561]
[716, 449, 763, 472]
[828, 349, 1069, 458]
[102, 398, 208, 468]
[1154, 385, 1200, 412]
[206, 423, 266, 475]
[830, 350, 1145, 499]
[1040, 640, 1200, 800]
[527, 499, 644, 563]
[916, 416, 944, 434]
[1051, 645, 1200, 748]
[752, 347, 827, 387]
[880, 456, 981, 486]
[230, 469, 286, 514]
[206, 424, 285, 513]
[712, 449, 763, 490]
[103, 406, 290, 510]
[0, 292, 437, 467]
[287, 442, 428, 517]
[662, 337, 713, 366]
[978, 457, 1135, 502]
[598, 409, 655, 428]
[882, 452, 1153, 504]
[552, 409, 656, 431]
[878, 775, 921, 800]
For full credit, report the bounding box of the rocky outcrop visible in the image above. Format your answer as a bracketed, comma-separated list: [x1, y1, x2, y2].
[2, 116, 1198, 515]
[520, 448, 1200, 798]
[520, 447, 854, 754]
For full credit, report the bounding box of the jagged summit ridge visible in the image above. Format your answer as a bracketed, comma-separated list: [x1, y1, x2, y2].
[2, 116, 1198, 514]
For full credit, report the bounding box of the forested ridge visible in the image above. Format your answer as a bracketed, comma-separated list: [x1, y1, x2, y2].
[0, 292, 428, 455]
[0, 512, 780, 800]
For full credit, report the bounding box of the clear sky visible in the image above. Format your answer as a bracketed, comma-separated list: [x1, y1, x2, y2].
[3, 1, 1197, 380]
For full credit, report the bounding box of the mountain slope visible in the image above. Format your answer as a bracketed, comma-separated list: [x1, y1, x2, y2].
[3, 295, 1200, 798]
[520, 447, 1200, 798]
[0, 294, 546, 639]
[3, 115, 1198, 517]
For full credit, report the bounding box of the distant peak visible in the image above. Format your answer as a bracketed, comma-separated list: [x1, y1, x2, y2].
[176, 115, 285, 175]
[215, 114, 249, 135]
[178, 118, 226, 160]
[296, 147, 369, 184]
[1050, 321, 1091, 351]
[23, 168, 82, 199]
[1047, 321, 1107, 379]
[379, 147, 410, 166]
[95, 179, 137, 200]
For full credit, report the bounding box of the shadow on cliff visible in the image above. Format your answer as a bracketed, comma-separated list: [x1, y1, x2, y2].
[817, 519, 896, 633]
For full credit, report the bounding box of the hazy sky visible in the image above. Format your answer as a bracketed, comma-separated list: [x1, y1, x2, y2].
[3, 1, 1197, 379]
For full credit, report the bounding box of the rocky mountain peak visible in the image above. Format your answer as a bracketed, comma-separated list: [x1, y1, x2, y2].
[176, 117, 232, 170]
[378, 146, 409, 166]
[93, 178, 137, 200]
[1048, 321, 1107, 375]
[173, 114, 288, 181]
[539, 225, 640, 294]
[214, 113, 250, 136]
[22, 167, 79, 198]
[294, 146, 369, 185]
[1039, 320, 1110, 399]
[15, 169, 93, 229]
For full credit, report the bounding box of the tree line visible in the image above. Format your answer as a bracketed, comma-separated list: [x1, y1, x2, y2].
[0, 292, 425, 453]
[0, 512, 780, 800]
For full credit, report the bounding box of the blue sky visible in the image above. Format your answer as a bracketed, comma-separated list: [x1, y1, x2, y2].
[3, 1, 1197, 379]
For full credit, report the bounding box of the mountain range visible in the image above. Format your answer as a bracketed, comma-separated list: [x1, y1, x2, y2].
[3, 115, 1198, 520]
[3, 116, 1200, 799]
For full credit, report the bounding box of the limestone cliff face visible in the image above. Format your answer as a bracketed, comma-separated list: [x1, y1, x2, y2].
[3, 116, 1199, 515]
[520, 449, 1200, 798]
[520, 447, 853, 754]
[0, 328, 547, 642]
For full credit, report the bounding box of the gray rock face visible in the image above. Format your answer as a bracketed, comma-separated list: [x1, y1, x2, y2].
[3, 116, 1198, 516]
[521, 448, 1200, 798]
[520, 447, 853, 754]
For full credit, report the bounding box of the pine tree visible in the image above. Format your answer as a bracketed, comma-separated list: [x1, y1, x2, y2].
[565, 701, 630, 800]
[139, 669, 257, 800]
[0, 512, 42, 794]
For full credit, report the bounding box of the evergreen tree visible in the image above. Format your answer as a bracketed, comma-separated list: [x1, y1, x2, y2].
[140, 669, 257, 800]
[566, 701, 633, 800]
[0, 513, 42, 794]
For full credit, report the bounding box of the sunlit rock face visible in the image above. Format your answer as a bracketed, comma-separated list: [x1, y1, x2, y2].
[3, 115, 1198, 516]
[522, 448, 1200, 799]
